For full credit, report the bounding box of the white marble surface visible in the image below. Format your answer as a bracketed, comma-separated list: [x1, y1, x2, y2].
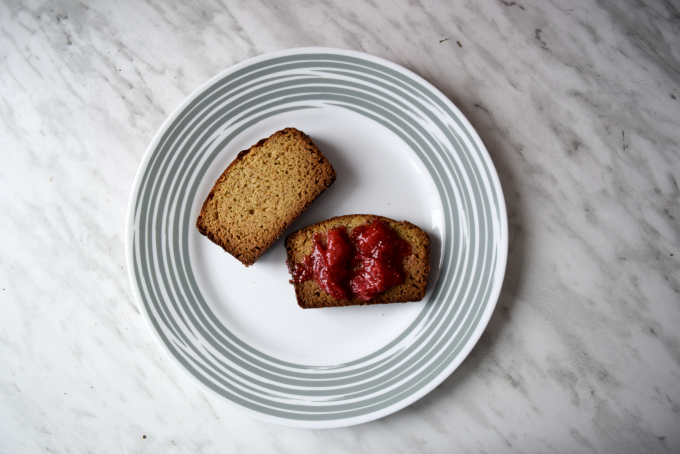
[1, 0, 679, 452]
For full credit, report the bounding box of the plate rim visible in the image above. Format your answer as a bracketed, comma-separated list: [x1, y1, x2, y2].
[125, 46, 508, 428]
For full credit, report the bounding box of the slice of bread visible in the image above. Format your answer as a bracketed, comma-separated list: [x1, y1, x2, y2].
[197, 128, 336, 266]
[285, 215, 431, 308]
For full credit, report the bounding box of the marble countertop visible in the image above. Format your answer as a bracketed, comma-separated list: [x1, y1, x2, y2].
[2, 0, 679, 452]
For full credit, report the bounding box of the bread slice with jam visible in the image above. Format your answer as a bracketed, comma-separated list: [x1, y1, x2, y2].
[285, 214, 431, 308]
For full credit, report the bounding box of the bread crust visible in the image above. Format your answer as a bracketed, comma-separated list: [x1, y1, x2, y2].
[196, 128, 336, 266]
[285, 215, 431, 308]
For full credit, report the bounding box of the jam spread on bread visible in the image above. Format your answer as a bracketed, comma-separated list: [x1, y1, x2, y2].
[290, 220, 411, 301]
[349, 220, 412, 300]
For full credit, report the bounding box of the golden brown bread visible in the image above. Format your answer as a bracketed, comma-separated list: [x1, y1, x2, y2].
[285, 214, 431, 308]
[197, 128, 336, 266]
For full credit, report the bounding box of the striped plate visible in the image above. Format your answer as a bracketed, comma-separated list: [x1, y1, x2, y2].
[126, 48, 507, 428]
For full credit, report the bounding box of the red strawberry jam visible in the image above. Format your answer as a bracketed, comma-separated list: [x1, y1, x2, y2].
[290, 220, 412, 301]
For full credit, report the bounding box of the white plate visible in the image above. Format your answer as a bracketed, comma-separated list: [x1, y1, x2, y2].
[126, 47, 507, 428]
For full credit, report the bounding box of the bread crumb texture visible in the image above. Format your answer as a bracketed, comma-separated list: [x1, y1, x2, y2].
[286, 215, 431, 308]
[197, 128, 336, 266]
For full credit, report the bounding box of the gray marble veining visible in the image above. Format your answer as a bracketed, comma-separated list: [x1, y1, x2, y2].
[1, 0, 678, 452]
